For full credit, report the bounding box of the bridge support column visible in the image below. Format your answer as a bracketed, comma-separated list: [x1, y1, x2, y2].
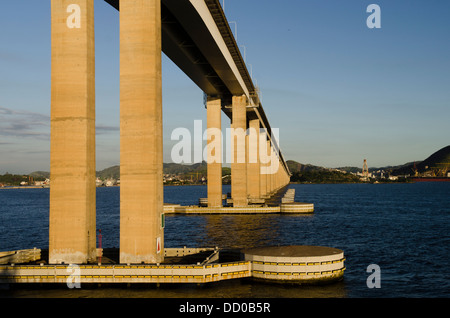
[274, 161, 279, 192]
[276, 162, 281, 191]
[49, 0, 96, 264]
[231, 95, 248, 207]
[247, 119, 260, 200]
[119, 0, 164, 264]
[259, 131, 267, 199]
[267, 140, 273, 196]
[206, 96, 223, 208]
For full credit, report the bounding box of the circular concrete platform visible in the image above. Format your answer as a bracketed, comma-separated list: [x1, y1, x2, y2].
[243, 245, 345, 284]
[280, 202, 314, 213]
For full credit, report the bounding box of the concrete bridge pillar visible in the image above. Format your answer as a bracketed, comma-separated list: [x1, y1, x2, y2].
[49, 0, 96, 264]
[259, 131, 267, 198]
[247, 119, 260, 200]
[119, 0, 164, 264]
[267, 140, 273, 195]
[273, 147, 278, 192]
[231, 95, 248, 207]
[206, 96, 223, 208]
[274, 163, 278, 192]
[277, 163, 282, 190]
[278, 162, 282, 191]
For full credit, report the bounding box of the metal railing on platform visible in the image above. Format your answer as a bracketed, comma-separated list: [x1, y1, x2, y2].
[0, 260, 251, 284]
[0, 248, 41, 265]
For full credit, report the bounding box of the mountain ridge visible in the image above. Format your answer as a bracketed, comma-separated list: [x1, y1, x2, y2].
[25, 145, 450, 179]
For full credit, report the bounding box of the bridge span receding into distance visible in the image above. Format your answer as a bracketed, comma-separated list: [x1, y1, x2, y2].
[49, 0, 292, 266]
[105, 0, 289, 168]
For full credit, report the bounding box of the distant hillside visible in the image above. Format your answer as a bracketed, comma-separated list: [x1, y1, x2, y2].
[336, 166, 361, 174]
[390, 145, 450, 176]
[95, 162, 230, 180]
[286, 160, 326, 173]
[24, 145, 449, 182]
[383, 162, 419, 174]
[28, 162, 229, 182]
[97, 165, 120, 180]
[287, 160, 361, 183]
[338, 162, 418, 174]
[164, 162, 207, 175]
[29, 171, 50, 179]
[95, 163, 207, 180]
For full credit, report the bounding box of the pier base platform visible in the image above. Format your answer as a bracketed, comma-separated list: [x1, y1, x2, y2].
[0, 246, 344, 286]
[164, 187, 314, 214]
[163, 203, 314, 214]
[243, 246, 346, 284]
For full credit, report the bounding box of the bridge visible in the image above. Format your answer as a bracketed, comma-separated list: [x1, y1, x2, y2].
[50, 0, 292, 265]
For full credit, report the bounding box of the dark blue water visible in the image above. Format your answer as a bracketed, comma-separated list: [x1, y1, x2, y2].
[1, 183, 449, 298]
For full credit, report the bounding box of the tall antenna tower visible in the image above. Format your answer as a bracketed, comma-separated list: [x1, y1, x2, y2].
[362, 159, 369, 178]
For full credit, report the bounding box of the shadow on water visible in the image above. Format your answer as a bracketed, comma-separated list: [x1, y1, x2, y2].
[1, 278, 348, 298]
[165, 213, 315, 250]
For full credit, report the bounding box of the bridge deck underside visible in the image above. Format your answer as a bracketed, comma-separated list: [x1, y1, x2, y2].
[104, 0, 290, 175]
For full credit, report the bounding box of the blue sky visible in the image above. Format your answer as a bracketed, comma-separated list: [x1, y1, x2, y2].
[1, 0, 449, 174]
